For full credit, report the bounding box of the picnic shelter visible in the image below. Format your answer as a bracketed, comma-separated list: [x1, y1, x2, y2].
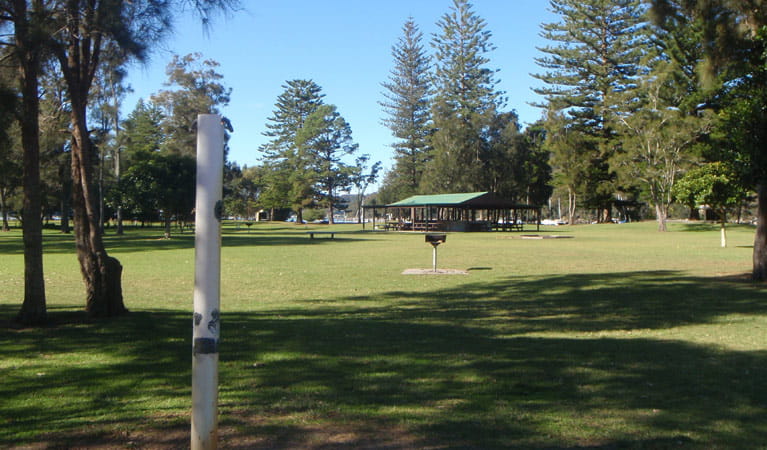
[362, 191, 541, 232]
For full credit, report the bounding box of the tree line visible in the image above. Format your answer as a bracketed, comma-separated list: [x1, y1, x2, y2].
[0, 0, 238, 325]
[1, 0, 766, 326]
[536, 0, 767, 279]
[376, 1, 553, 207]
[374, 0, 767, 279]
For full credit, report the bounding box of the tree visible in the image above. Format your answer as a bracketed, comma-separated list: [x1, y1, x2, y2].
[481, 112, 552, 205]
[673, 163, 745, 247]
[121, 99, 166, 159]
[613, 12, 710, 231]
[423, 0, 504, 193]
[151, 52, 231, 157]
[3, 0, 236, 321]
[613, 70, 710, 231]
[650, 0, 767, 279]
[0, 62, 21, 231]
[50, 0, 235, 317]
[543, 111, 590, 224]
[224, 164, 262, 221]
[350, 154, 382, 223]
[296, 104, 359, 224]
[90, 45, 132, 234]
[120, 152, 196, 238]
[534, 0, 646, 221]
[0, 131, 21, 232]
[259, 79, 325, 223]
[38, 65, 72, 234]
[1, 0, 52, 324]
[49, 0, 160, 317]
[0, 66, 19, 232]
[380, 18, 432, 198]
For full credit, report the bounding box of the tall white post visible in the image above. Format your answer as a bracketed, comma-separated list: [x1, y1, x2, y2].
[192, 114, 224, 450]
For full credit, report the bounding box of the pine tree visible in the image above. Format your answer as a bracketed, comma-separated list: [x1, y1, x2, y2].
[296, 104, 358, 224]
[423, 0, 504, 193]
[121, 99, 166, 159]
[534, 0, 646, 221]
[259, 79, 325, 223]
[379, 18, 432, 198]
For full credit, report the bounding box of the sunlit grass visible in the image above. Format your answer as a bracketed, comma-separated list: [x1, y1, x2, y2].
[1, 221, 766, 447]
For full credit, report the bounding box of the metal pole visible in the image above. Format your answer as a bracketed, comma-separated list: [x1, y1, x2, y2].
[192, 114, 224, 450]
[432, 245, 438, 272]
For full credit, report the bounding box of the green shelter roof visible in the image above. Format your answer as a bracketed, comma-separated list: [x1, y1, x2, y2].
[388, 192, 490, 207]
[386, 192, 540, 209]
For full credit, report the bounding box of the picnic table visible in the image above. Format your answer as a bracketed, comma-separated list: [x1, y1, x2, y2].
[306, 231, 335, 239]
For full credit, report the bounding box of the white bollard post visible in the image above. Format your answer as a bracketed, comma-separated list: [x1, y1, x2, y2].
[191, 114, 225, 450]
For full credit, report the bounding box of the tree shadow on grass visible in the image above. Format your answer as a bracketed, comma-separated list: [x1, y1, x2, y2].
[0, 230, 369, 256]
[360, 270, 767, 333]
[674, 222, 755, 233]
[1, 271, 766, 448]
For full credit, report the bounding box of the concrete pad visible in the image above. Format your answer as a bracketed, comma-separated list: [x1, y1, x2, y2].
[402, 268, 469, 275]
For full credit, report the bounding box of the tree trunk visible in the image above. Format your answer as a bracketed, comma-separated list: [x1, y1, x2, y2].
[57, 2, 127, 317]
[688, 206, 700, 220]
[70, 102, 127, 317]
[753, 184, 767, 280]
[1, 189, 9, 232]
[60, 175, 71, 233]
[567, 187, 576, 225]
[720, 221, 727, 248]
[113, 87, 124, 236]
[164, 217, 172, 239]
[655, 203, 668, 232]
[15, 12, 47, 324]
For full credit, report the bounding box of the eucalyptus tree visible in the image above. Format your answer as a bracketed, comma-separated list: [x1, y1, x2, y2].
[650, 0, 767, 279]
[38, 64, 71, 233]
[614, 83, 709, 231]
[350, 154, 382, 224]
[259, 79, 325, 223]
[151, 52, 231, 157]
[380, 18, 432, 198]
[90, 45, 132, 234]
[423, 0, 504, 193]
[611, 11, 710, 231]
[543, 111, 590, 225]
[534, 0, 646, 222]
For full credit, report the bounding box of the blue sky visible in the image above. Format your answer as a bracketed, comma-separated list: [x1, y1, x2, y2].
[124, 1, 557, 172]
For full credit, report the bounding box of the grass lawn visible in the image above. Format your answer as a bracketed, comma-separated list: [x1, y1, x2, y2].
[1, 221, 766, 448]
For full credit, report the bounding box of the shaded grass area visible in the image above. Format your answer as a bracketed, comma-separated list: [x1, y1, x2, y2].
[1, 222, 766, 448]
[2, 263, 767, 448]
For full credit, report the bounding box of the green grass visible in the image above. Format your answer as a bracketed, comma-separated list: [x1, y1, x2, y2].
[1, 221, 766, 448]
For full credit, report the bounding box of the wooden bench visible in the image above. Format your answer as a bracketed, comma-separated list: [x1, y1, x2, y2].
[306, 231, 335, 239]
